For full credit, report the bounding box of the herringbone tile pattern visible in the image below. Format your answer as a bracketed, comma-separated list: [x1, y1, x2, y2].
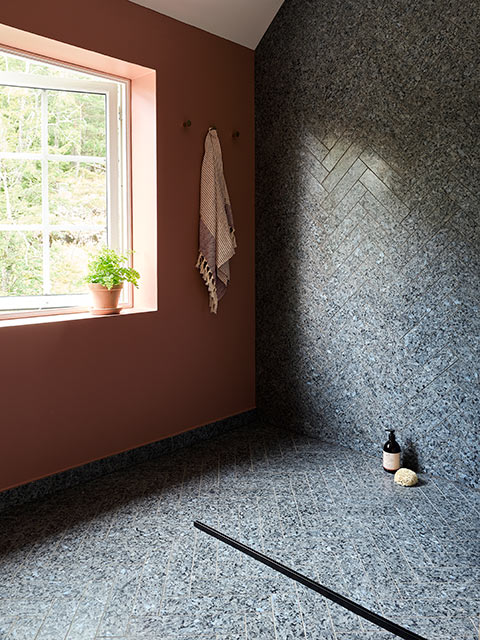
[258, 122, 479, 487]
[255, 0, 480, 488]
[0, 425, 478, 639]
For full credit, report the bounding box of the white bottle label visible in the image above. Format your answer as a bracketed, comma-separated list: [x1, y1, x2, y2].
[383, 451, 400, 471]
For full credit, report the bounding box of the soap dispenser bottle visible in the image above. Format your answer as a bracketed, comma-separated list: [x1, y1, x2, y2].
[383, 429, 401, 473]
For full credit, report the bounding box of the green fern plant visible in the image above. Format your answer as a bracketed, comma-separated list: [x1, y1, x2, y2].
[86, 247, 140, 290]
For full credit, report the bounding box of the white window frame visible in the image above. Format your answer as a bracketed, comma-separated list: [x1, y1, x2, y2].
[0, 58, 130, 315]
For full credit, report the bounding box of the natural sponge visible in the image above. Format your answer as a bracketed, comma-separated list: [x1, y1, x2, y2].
[394, 468, 418, 486]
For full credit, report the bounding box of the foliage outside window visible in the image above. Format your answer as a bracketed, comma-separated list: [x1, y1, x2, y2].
[0, 50, 129, 315]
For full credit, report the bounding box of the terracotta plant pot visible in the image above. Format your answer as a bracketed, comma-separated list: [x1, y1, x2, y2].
[88, 283, 124, 315]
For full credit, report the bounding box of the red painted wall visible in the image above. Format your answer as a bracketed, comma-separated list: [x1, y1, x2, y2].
[0, 0, 255, 491]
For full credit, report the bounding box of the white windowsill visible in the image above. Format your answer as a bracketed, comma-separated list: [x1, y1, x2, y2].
[0, 306, 156, 328]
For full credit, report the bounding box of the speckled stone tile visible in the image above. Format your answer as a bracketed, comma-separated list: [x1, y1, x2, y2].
[0, 616, 16, 639]
[7, 614, 50, 640]
[256, 0, 480, 490]
[0, 423, 478, 639]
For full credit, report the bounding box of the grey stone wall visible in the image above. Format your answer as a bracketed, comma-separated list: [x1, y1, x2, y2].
[255, 0, 479, 487]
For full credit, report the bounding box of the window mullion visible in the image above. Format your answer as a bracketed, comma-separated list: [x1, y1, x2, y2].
[41, 90, 50, 296]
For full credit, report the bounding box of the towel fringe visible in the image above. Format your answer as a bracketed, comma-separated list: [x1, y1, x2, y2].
[196, 252, 218, 314]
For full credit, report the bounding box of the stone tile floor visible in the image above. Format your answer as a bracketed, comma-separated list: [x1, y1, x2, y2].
[0, 424, 478, 639]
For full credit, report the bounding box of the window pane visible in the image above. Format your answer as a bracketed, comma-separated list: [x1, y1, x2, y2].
[0, 231, 43, 295]
[0, 159, 42, 224]
[49, 230, 106, 294]
[0, 53, 28, 74]
[30, 63, 99, 81]
[0, 85, 42, 153]
[48, 160, 107, 226]
[47, 90, 106, 157]
[0, 50, 128, 313]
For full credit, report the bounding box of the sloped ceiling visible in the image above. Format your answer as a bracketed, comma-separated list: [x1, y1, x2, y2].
[127, 0, 284, 49]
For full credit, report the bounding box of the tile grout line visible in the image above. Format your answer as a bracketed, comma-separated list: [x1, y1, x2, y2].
[124, 549, 151, 636]
[269, 594, 279, 640]
[62, 581, 91, 640]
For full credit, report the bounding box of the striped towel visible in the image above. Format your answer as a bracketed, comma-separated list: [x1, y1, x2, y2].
[196, 128, 237, 313]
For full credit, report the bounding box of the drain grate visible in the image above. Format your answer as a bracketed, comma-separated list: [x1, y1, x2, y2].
[194, 520, 428, 640]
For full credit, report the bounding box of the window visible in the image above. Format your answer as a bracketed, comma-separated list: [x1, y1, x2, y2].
[0, 49, 129, 316]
